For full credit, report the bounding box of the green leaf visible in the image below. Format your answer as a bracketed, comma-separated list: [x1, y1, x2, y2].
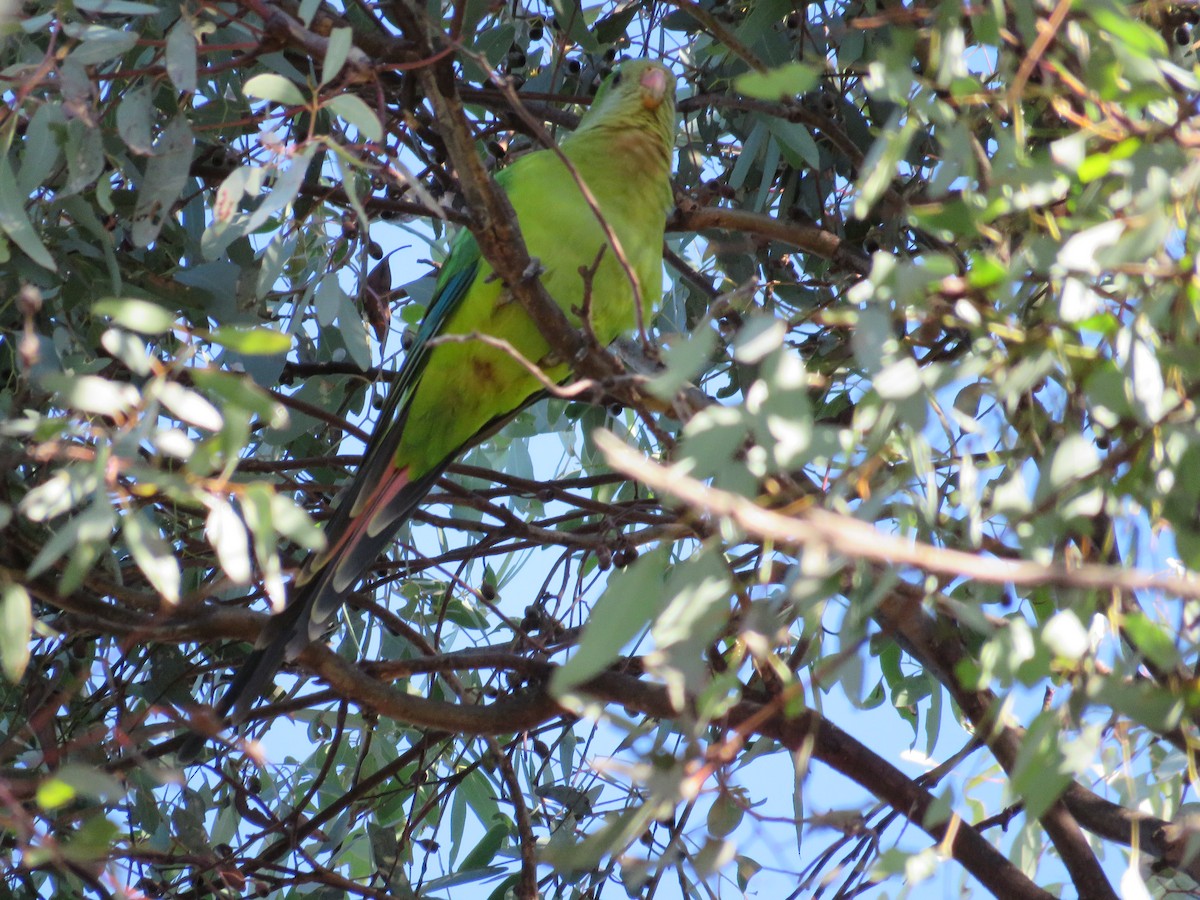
[694, 837, 737, 878]
[94, 297, 177, 334]
[206, 325, 292, 355]
[206, 499, 252, 584]
[36, 778, 77, 810]
[1123, 613, 1182, 670]
[0, 155, 55, 270]
[51, 764, 124, 802]
[244, 145, 318, 234]
[153, 428, 194, 460]
[1009, 710, 1075, 819]
[1117, 321, 1165, 424]
[61, 118, 104, 196]
[298, 0, 321, 25]
[1041, 611, 1089, 661]
[42, 373, 141, 416]
[547, 0, 600, 52]
[594, 3, 640, 44]
[423, 867, 509, 892]
[270, 492, 325, 551]
[61, 814, 120, 864]
[75, 0, 158, 12]
[189, 368, 289, 429]
[321, 27, 353, 86]
[27, 499, 114, 579]
[65, 24, 139, 65]
[735, 62, 820, 100]
[325, 94, 383, 142]
[243, 73, 306, 107]
[165, 17, 198, 93]
[458, 821, 510, 871]
[116, 84, 155, 155]
[240, 483, 286, 610]
[736, 855, 762, 891]
[707, 791, 744, 838]
[734, 315, 786, 364]
[729, 121, 767, 192]
[1057, 220, 1122, 274]
[1042, 434, 1100, 492]
[1088, 7, 1168, 58]
[314, 273, 343, 327]
[765, 118, 821, 170]
[256, 233, 298, 299]
[540, 802, 660, 870]
[36, 764, 124, 813]
[652, 546, 731, 648]
[122, 508, 181, 603]
[335, 288, 372, 370]
[155, 381, 224, 431]
[552, 546, 671, 695]
[648, 327, 717, 400]
[100, 328, 153, 376]
[854, 114, 917, 220]
[0, 583, 32, 682]
[485, 875, 522, 900]
[18, 101, 66, 198]
[133, 115, 194, 247]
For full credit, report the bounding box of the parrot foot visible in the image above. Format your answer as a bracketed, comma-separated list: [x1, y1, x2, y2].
[494, 258, 543, 309]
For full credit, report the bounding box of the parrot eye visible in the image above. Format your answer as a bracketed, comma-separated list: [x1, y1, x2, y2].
[611, 72, 624, 87]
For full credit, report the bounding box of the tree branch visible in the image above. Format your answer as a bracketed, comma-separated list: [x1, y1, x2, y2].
[595, 430, 1200, 600]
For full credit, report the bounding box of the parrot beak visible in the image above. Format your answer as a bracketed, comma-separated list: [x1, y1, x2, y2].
[640, 66, 669, 110]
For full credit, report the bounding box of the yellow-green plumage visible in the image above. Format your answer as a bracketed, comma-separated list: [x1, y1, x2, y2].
[394, 60, 676, 480]
[202, 60, 677, 731]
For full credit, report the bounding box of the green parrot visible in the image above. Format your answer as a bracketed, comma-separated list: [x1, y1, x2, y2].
[199, 59, 678, 735]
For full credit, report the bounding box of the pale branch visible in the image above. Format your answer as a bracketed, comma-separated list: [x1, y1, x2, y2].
[594, 430, 1200, 600]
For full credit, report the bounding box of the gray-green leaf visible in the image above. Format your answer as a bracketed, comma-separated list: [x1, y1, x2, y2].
[0, 583, 32, 682]
[122, 509, 181, 604]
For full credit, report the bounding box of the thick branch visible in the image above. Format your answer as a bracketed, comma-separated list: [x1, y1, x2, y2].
[672, 204, 872, 275]
[179, 606, 1050, 899]
[875, 584, 1197, 889]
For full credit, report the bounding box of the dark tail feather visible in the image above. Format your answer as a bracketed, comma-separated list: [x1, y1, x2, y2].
[180, 466, 446, 758]
[176, 602, 300, 760]
[219, 614, 299, 722]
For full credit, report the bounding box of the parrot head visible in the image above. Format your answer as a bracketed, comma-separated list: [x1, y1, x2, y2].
[574, 59, 677, 144]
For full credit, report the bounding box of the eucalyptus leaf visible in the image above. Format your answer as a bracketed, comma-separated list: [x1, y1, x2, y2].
[94, 297, 177, 334]
[0, 155, 55, 270]
[552, 547, 671, 694]
[165, 17, 198, 93]
[325, 94, 383, 143]
[243, 73, 306, 107]
[122, 508, 181, 604]
[0, 583, 32, 682]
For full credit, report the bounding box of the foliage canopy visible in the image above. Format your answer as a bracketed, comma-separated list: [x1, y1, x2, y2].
[2, 0, 1200, 897]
